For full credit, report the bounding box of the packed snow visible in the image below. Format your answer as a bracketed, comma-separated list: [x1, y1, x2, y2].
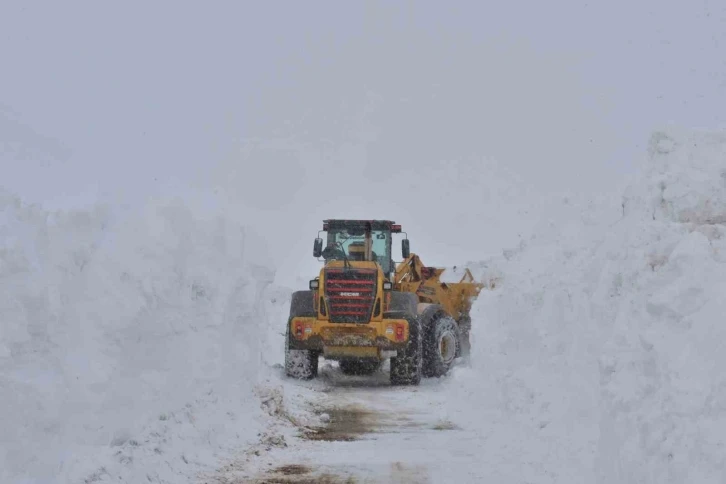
[0, 194, 291, 483]
[1, 127, 724, 483]
[447, 127, 726, 483]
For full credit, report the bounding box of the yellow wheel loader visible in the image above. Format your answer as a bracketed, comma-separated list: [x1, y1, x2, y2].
[285, 220, 483, 385]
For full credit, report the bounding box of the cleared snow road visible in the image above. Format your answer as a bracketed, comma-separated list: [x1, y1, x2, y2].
[212, 359, 486, 484]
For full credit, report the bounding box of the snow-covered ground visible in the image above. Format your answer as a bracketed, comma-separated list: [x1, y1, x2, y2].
[213, 361, 485, 484]
[1, 127, 724, 483]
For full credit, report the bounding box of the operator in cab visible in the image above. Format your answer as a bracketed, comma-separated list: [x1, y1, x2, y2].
[321, 242, 346, 261]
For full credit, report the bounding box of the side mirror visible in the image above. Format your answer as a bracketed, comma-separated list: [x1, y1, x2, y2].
[313, 238, 323, 258]
[401, 239, 410, 258]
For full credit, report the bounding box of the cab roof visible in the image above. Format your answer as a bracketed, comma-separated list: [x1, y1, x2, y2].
[322, 219, 402, 232]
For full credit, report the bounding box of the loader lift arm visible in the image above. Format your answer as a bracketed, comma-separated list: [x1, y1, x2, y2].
[394, 254, 483, 321]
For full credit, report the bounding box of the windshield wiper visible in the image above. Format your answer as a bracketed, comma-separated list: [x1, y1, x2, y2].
[331, 234, 356, 271]
[335, 240, 352, 270]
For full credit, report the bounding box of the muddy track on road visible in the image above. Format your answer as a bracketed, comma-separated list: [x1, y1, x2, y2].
[211, 361, 466, 483]
[252, 463, 355, 484]
[249, 400, 434, 482]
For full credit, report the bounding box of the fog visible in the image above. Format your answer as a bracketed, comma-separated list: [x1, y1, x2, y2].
[2, 1, 724, 286]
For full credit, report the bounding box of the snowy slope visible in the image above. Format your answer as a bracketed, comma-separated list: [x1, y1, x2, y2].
[2, 127, 724, 484]
[0, 193, 288, 483]
[448, 128, 726, 483]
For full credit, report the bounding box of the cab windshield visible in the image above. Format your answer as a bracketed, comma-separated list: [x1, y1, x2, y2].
[325, 228, 392, 273]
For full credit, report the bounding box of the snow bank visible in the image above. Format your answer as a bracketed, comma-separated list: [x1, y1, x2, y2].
[0, 192, 283, 483]
[450, 128, 726, 483]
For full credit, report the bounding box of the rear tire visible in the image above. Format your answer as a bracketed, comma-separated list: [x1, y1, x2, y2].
[339, 358, 381, 375]
[284, 291, 318, 380]
[390, 318, 422, 386]
[422, 313, 459, 378]
[285, 327, 318, 380]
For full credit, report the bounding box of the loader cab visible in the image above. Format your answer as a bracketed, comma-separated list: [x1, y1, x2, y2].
[312, 220, 406, 275]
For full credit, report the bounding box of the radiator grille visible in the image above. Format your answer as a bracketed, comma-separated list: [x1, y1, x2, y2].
[324, 268, 377, 323]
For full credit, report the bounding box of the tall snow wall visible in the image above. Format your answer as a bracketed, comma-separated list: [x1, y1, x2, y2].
[457, 128, 726, 483]
[0, 193, 280, 483]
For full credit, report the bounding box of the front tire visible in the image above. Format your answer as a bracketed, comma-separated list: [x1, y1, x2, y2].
[422, 313, 459, 378]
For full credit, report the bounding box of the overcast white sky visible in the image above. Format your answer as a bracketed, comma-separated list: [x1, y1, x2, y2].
[2, 1, 725, 285]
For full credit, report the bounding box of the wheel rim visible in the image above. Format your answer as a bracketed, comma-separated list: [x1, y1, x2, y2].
[438, 330, 457, 365]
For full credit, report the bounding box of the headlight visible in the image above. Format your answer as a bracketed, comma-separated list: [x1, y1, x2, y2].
[309, 279, 319, 290]
[383, 281, 392, 290]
